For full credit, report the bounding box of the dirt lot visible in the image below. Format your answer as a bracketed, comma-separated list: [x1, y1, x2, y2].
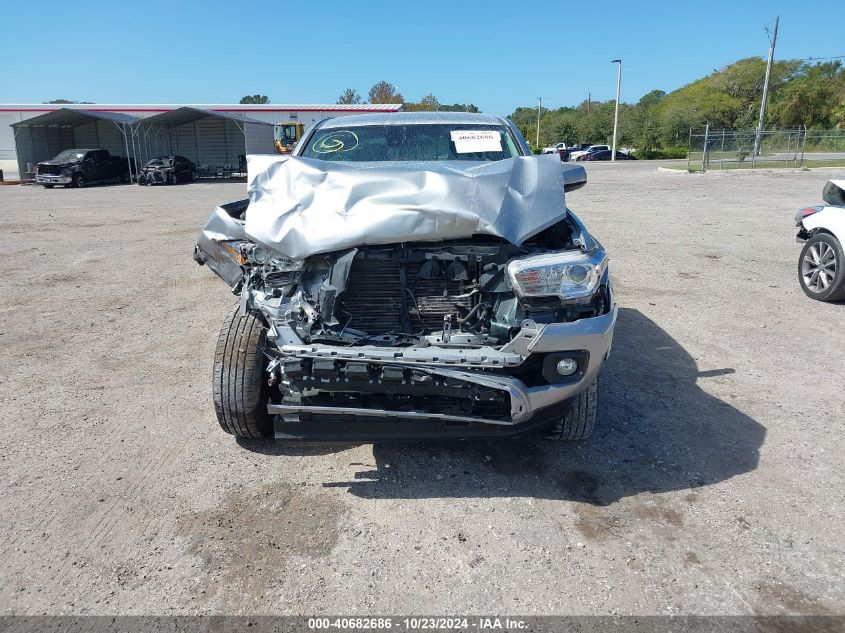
[1, 164, 843, 616]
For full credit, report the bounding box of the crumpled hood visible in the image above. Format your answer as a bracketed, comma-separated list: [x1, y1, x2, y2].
[244, 154, 569, 259]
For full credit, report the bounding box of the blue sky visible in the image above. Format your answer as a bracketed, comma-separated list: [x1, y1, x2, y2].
[1, 0, 843, 114]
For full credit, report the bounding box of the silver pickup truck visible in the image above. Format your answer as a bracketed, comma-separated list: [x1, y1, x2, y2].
[194, 112, 617, 442]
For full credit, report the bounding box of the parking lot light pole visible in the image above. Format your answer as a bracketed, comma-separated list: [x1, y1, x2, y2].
[611, 60, 622, 162]
[536, 97, 542, 150]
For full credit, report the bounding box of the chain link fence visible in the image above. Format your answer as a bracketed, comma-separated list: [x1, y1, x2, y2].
[686, 127, 845, 172]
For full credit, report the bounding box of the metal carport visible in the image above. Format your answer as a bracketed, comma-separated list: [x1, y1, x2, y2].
[135, 107, 275, 177]
[11, 108, 140, 182]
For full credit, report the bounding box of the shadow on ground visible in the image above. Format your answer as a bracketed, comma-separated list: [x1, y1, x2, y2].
[243, 308, 765, 504]
[236, 439, 355, 457]
[333, 308, 763, 503]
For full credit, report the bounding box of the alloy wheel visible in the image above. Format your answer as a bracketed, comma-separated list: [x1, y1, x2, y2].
[802, 241, 837, 293]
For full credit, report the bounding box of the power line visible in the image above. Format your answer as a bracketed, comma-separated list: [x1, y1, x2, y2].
[805, 55, 845, 61]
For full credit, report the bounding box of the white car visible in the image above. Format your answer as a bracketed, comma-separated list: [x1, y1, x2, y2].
[568, 145, 610, 162]
[795, 180, 845, 301]
[542, 143, 567, 154]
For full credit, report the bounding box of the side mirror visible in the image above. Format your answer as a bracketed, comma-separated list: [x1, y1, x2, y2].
[822, 180, 845, 206]
[562, 164, 587, 193]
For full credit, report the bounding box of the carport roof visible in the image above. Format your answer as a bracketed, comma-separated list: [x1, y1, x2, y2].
[11, 108, 139, 128]
[137, 107, 274, 128]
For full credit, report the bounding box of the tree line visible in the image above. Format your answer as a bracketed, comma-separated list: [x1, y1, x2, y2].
[337, 81, 479, 113]
[509, 58, 845, 155]
[237, 58, 845, 154]
[237, 82, 479, 112]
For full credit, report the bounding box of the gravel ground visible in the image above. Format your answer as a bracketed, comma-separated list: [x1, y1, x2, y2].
[0, 164, 843, 616]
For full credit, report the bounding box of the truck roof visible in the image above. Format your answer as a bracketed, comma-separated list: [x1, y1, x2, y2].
[316, 111, 510, 129]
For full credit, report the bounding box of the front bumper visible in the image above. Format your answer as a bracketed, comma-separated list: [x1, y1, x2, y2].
[36, 174, 72, 185]
[272, 403, 569, 441]
[270, 306, 617, 440]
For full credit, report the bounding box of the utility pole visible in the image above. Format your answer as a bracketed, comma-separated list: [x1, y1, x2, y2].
[536, 97, 542, 149]
[587, 93, 591, 114]
[753, 16, 779, 157]
[611, 59, 622, 162]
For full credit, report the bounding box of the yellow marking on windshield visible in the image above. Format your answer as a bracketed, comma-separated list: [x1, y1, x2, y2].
[312, 130, 360, 154]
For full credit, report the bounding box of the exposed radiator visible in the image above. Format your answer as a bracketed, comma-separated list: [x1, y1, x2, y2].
[339, 258, 472, 334]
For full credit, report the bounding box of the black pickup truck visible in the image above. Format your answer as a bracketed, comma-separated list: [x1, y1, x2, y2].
[36, 149, 131, 188]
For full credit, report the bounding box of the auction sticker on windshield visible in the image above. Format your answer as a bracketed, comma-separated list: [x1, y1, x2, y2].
[450, 130, 502, 153]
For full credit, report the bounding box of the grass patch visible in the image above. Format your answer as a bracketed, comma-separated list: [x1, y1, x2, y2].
[667, 159, 845, 172]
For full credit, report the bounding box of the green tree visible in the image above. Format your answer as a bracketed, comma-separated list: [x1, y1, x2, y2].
[628, 90, 665, 153]
[404, 93, 441, 111]
[770, 61, 845, 128]
[659, 105, 699, 147]
[337, 88, 362, 104]
[712, 58, 799, 127]
[439, 103, 480, 113]
[368, 81, 404, 104]
[833, 99, 845, 129]
[418, 93, 440, 111]
[544, 109, 579, 146]
[576, 101, 615, 144]
[508, 106, 546, 148]
[638, 89, 666, 108]
[239, 95, 270, 104]
[508, 56, 845, 154]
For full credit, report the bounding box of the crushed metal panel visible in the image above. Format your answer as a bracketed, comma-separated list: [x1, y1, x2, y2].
[244, 154, 568, 259]
[195, 202, 251, 287]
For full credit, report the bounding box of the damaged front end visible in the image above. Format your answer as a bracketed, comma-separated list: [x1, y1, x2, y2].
[139, 162, 172, 185]
[140, 167, 169, 185]
[195, 169, 616, 440]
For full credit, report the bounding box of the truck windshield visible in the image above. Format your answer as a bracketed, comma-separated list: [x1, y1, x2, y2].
[54, 150, 86, 161]
[300, 124, 521, 162]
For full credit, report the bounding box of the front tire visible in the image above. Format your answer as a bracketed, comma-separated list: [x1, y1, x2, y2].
[799, 233, 845, 302]
[168, 172, 178, 185]
[212, 307, 273, 438]
[42, 184, 54, 189]
[544, 380, 597, 441]
[72, 173, 85, 188]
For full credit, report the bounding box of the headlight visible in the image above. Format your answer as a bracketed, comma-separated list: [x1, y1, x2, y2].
[244, 243, 302, 271]
[220, 241, 249, 266]
[249, 245, 270, 264]
[506, 250, 607, 301]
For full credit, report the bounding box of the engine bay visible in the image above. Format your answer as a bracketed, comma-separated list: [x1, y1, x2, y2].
[238, 215, 610, 351]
